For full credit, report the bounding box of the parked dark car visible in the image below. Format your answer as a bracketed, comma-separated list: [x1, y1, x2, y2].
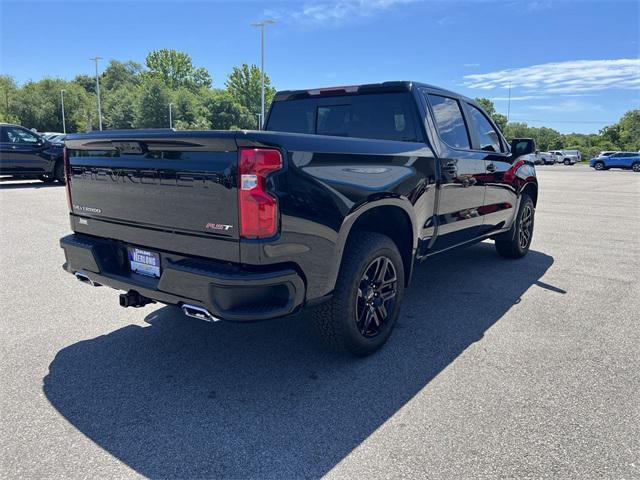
[589, 152, 640, 171]
[60, 81, 538, 356]
[0, 123, 65, 183]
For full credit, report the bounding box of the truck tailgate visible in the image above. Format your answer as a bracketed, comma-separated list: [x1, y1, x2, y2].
[65, 131, 240, 261]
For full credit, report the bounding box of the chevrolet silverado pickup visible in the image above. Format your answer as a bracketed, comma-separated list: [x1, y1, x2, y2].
[60, 81, 538, 356]
[0, 123, 66, 183]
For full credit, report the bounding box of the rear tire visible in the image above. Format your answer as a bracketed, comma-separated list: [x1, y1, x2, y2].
[312, 232, 405, 357]
[495, 194, 535, 259]
[54, 160, 65, 184]
[632, 162, 640, 172]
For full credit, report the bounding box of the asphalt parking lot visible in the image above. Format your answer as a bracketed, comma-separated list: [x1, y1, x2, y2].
[1, 164, 638, 479]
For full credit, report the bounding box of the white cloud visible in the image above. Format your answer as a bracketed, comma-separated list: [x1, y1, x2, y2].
[525, 1, 553, 11]
[463, 59, 640, 94]
[265, 0, 415, 26]
[490, 95, 545, 101]
[529, 99, 604, 113]
[463, 63, 481, 68]
[436, 16, 454, 26]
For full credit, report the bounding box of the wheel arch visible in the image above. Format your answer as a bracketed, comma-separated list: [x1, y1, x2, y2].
[329, 199, 418, 292]
[521, 181, 538, 207]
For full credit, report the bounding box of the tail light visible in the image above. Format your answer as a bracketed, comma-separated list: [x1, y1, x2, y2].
[63, 146, 72, 211]
[238, 148, 283, 239]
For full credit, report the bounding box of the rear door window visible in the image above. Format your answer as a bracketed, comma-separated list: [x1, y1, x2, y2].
[466, 103, 503, 152]
[426, 94, 470, 149]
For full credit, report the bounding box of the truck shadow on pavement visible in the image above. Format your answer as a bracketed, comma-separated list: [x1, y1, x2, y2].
[44, 243, 555, 478]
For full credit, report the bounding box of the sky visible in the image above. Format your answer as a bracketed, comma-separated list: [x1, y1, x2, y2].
[1, 0, 639, 133]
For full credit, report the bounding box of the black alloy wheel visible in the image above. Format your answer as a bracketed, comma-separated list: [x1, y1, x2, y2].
[356, 256, 398, 338]
[518, 203, 534, 250]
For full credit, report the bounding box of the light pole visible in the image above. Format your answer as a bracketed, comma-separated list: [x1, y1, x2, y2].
[60, 89, 66, 134]
[168, 103, 173, 128]
[507, 81, 512, 123]
[254, 113, 262, 130]
[90, 56, 103, 130]
[251, 19, 275, 130]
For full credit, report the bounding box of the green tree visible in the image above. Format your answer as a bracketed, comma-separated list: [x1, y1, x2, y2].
[475, 97, 508, 132]
[600, 124, 621, 148]
[503, 122, 532, 140]
[615, 109, 640, 150]
[144, 49, 211, 91]
[103, 85, 139, 129]
[136, 78, 171, 128]
[0, 75, 19, 123]
[534, 127, 563, 151]
[11, 79, 92, 132]
[73, 74, 96, 94]
[225, 64, 275, 117]
[102, 60, 142, 91]
[202, 90, 254, 130]
[170, 87, 205, 129]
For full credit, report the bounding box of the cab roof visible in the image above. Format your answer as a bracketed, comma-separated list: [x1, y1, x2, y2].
[273, 80, 472, 103]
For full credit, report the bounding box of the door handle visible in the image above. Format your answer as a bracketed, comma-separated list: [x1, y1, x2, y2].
[486, 163, 496, 173]
[10, 145, 17, 150]
[443, 161, 457, 174]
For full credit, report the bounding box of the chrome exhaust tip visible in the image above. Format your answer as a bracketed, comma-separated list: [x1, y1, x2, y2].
[75, 271, 98, 287]
[181, 304, 220, 323]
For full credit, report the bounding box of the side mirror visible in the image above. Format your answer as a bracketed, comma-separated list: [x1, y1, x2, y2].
[511, 138, 536, 159]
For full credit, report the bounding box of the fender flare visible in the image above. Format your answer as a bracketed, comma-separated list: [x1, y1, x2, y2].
[498, 180, 538, 242]
[519, 180, 538, 206]
[321, 196, 418, 296]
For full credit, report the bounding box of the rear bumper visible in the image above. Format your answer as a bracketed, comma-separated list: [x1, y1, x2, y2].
[60, 234, 306, 322]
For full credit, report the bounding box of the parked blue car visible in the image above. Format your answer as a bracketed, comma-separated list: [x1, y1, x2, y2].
[589, 152, 640, 172]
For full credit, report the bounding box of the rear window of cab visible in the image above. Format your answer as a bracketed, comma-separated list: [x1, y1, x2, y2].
[266, 93, 420, 143]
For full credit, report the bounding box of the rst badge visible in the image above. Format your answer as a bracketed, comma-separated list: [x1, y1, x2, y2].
[205, 223, 233, 231]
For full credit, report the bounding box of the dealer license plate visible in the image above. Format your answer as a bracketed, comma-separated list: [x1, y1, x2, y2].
[128, 247, 161, 278]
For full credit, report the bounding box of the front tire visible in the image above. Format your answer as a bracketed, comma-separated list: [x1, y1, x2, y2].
[594, 161, 605, 171]
[564, 159, 571, 165]
[495, 195, 535, 259]
[312, 232, 405, 357]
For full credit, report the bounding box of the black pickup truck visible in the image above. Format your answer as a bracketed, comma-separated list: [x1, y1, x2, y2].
[0, 123, 66, 183]
[60, 81, 537, 356]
